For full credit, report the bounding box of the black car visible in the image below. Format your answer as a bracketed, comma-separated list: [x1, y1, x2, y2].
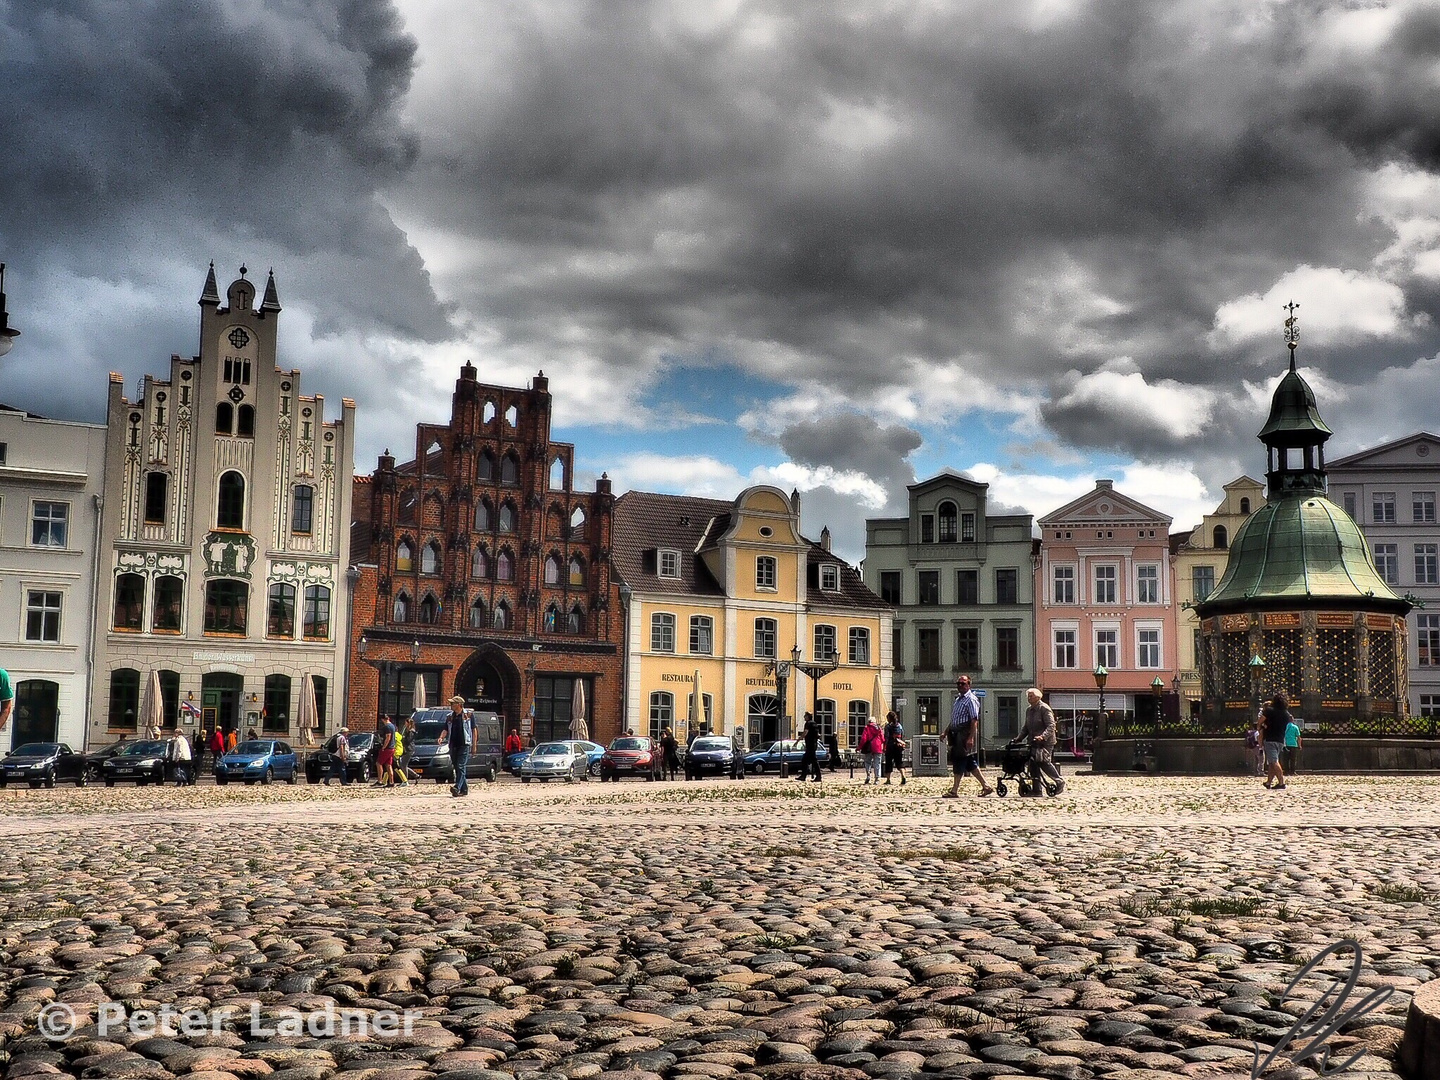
[100, 740, 171, 786]
[684, 735, 734, 779]
[304, 731, 376, 784]
[0, 743, 88, 789]
[82, 739, 134, 779]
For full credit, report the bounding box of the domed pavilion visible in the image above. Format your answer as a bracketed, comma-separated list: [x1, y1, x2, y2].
[1194, 309, 1412, 731]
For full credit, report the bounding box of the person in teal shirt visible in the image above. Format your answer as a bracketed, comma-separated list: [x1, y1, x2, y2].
[1283, 717, 1302, 775]
[0, 667, 13, 736]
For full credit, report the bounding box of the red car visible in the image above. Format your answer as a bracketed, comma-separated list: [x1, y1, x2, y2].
[599, 736, 660, 781]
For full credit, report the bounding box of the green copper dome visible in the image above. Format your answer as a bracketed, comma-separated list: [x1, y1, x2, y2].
[1198, 494, 1406, 612]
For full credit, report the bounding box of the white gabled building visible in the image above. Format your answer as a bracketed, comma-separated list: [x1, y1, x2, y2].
[88, 265, 355, 746]
[0, 406, 108, 750]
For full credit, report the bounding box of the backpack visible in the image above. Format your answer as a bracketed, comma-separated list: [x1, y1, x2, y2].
[1245, 729, 1260, 749]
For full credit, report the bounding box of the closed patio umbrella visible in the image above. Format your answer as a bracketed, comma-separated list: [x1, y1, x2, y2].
[569, 680, 589, 741]
[412, 673, 428, 712]
[296, 674, 318, 746]
[142, 671, 165, 738]
[871, 673, 886, 726]
[693, 669, 705, 733]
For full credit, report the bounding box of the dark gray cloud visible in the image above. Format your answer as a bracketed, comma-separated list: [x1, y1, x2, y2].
[1, 0, 448, 420]
[8, 0, 1440, 542]
[395, 0, 1440, 471]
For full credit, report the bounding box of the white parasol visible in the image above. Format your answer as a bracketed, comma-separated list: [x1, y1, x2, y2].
[142, 671, 165, 738]
[412, 673, 428, 712]
[296, 673, 319, 746]
[569, 680, 589, 740]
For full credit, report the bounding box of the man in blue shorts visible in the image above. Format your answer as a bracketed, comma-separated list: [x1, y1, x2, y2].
[943, 675, 993, 798]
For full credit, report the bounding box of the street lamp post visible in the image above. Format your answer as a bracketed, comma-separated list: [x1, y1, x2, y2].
[1151, 675, 1165, 729]
[792, 645, 840, 756]
[762, 645, 804, 779]
[1093, 664, 1109, 744]
[1249, 654, 1267, 727]
[0, 264, 20, 358]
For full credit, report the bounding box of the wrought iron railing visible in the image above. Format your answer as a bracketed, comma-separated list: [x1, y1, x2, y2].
[1111, 713, 1440, 738]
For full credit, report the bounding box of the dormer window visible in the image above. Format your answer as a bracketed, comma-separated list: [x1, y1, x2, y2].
[658, 549, 680, 578]
[819, 564, 839, 591]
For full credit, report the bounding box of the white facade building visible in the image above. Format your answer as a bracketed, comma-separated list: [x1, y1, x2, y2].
[88, 266, 355, 745]
[0, 406, 107, 750]
[1329, 433, 1440, 722]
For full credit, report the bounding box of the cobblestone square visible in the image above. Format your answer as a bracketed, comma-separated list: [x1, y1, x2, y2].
[1, 774, 1437, 1080]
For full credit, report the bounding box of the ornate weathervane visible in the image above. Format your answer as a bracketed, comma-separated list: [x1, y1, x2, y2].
[1284, 301, 1299, 371]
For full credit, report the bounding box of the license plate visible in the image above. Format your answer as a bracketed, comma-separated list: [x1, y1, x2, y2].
[117, 768, 134, 774]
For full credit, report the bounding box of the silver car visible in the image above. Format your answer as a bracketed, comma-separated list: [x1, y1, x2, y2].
[519, 741, 589, 783]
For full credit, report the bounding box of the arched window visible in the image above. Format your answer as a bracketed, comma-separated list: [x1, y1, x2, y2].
[419, 593, 438, 624]
[157, 670, 180, 728]
[497, 549, 513, 581]
[215, 402, 233, 434]
[569, 555, 585, 587]
[421, 540, 441, 575]
[475, 499, 491, 530]
[568, 604, 584, 634]
[203, 579, 248, 635]
[267, 582, 296, 637]
[498, 502, 515, 532]
[469, 597, 486, 628]
[152, 575, 183, 632]
[396, 540, 413, 572]
[109, 668, 141, 729]
[937, 501, 958, 543]
[482, 400, 497, 424]
[393, 590, 410, 622]
[1240, 497, 1251, 514]
[477, 450, 495, 480]
[1213, 524, 1228, 550]
[651, 612, 676, 652]
[471, 546, 488, 579]
[144, 473, 168, 524]
[291, 485, 314, 534]
[264, 674, 291, 733]
[500, 452, 520, 485]
[236, 404, 255, 438]
[493, 599, 511, 630]
[549, 458, 565, 490]
[303, 585, 330, 639]
[570, 506, 586, 539]
[504, 404, 518, 428]
[113, 574, 145, 631]
[544, 604, 558, 632]
[217, 471, 245, 529]
[648, 692, 673, 741]
[545, 554, 561, 585]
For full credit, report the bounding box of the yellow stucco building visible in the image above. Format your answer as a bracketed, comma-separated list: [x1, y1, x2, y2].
[1173, 476, 1266, 714]
[613, 486, 893, 749]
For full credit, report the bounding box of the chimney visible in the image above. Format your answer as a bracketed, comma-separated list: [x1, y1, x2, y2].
[1096, 479, 1115, 490]
[820, 526, 831, 552]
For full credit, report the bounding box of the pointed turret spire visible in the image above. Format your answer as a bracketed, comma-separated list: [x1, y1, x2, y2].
[260, 269, 282, 313]
[199, 261, 220, 306]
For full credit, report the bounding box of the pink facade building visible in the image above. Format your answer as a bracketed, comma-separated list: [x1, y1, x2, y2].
[1034, 480, 1180, 741]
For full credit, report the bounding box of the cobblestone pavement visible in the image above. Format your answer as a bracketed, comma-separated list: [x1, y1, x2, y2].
[1, 774, 1437, 1080]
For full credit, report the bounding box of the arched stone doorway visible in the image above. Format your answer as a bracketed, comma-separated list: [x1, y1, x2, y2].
[453, 647, 522, 723]
[748, 693, 781, 745]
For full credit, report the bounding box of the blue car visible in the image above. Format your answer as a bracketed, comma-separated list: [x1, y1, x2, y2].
[215, 739, 299, 785]
[504, 750, 531, 775]
[743, 739, 830, 775]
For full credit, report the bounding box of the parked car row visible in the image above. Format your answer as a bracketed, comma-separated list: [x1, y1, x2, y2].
[0, 731, 835, 790]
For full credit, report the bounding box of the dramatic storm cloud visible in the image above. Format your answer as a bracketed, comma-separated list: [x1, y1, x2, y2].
[7, 0, 1440, 559]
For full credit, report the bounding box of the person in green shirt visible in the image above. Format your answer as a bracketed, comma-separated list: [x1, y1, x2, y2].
[1283, 718, 1302, 775]
[0, 667, 13, 734]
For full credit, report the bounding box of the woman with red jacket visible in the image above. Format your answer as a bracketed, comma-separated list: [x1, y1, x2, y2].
[859, 716, 885, 785]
